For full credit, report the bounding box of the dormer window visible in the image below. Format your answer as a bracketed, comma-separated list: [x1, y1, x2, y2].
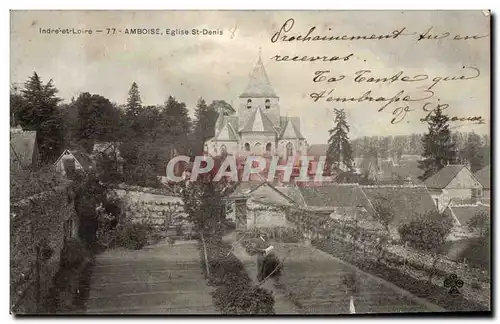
[265, 99, 271, 109]
[247, 99, 252, 109]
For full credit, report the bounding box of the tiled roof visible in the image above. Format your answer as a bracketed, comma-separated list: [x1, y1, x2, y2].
[474, 165, 490, 189]
[449, 203, 490, 226]
[240, 57, 278, 98]
[10, 129, 37, 169]
[360, 185, 439, 226]
[296, 183, 374, 212]
[424, 165, 466, 189]
[241, 107, 276, 133]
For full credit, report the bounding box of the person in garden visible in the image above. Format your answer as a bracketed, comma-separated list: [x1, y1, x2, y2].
[256, 245, 282, 283]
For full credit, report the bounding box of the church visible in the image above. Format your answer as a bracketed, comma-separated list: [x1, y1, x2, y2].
[204, 54, 308, 161]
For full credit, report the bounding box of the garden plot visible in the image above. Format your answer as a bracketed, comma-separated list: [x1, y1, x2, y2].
[269, 243, 436, 314]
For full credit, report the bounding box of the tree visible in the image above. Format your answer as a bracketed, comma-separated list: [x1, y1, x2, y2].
[18, 72, 64, 164]
[161, 96, 192, 155]
[418, 106, 456, 181]
[74, 92, 121, 153]
[181, 173, 228, 240]
[191, 98, 221, 156]
[326, 108, 353, 171]
[372, 198, 395, 236]
[467, 209, 490, 238]
[126, 82, 142, 118]
[398, 211, 453, 251]
[462, 132, 485, 172]
[10, 83, 25, 127]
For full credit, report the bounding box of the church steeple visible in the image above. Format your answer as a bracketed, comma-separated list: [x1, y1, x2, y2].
[239, 50, 278, 99]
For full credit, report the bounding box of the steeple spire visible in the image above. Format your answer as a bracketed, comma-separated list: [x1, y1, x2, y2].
[239, 50, 278, 98]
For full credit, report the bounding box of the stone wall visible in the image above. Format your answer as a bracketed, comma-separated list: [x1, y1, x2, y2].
[10, 185, 76, 313]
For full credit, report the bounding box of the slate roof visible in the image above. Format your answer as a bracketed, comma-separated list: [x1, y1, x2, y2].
[307, 144, 329, 157]
[424, 165, 467, 189]
[10, 129, 37, 169]
[241, 107, 276, 133]
[226, 181, 263, 199]
[474, 165, 490, 189]
[295, 183, 374, 212]
[448, 203, 490, 226]
[240, 57, 278, 98]
[279, 117, 304, 139]
[360, 185, 439, 226]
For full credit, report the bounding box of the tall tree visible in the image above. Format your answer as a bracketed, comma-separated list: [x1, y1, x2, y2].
[418, 106, 456, 181]
[161, 96, 192, 155]
[462, 132, 485, 172]
[191, 98, 220, 155]
[74, 92, 121, 153]
[18, 72, 64, 164]
[126, 82, 142, 117]
[326, 108, 353, 171]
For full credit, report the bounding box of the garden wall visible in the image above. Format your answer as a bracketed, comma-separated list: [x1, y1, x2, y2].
[10, 185, 77, 313]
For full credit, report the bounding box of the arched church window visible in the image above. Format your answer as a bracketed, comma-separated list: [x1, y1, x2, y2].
[265, 99, 271, 109]
[254, 143, 262, 155]
[266, 143, 272, 152]
[286, 142, 293, 161]
[244, 143, 251, 151]
[247, 99, 252, 109]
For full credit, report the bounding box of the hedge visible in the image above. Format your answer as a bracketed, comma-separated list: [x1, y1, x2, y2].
[199, 237, 275, 314]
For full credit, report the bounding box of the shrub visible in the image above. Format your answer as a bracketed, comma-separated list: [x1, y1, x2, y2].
[398, 211, 453, 251]
[467, 209, 490, 238]
[116, 222, 149, 250]
[213, 283, 274, 314]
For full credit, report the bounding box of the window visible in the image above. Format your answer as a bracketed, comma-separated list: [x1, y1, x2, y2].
[472, 188, 482, 198]
[265, 99, 271, 109]
[254, 143, 262, 155]
[286, 142, 293, 161]
[247, 99, 252, 108]
[434, 198, 439, 206]
[266, 143, 272, 152]
[244, 143, 251, 151]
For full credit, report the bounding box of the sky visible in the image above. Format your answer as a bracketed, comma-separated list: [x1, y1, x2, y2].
[10, 10, 490, 144]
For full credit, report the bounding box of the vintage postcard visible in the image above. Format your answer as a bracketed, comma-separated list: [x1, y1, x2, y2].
[10, 10, 491, 315]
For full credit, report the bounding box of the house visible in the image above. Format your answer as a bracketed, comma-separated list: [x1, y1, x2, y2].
[10, 126, 39, 171]
[226, 181, 295, 229]
[424, 165, 483, 212]
[474, 165, 490, 200]
[53, 149, 95, 177]
[360, 185, 440, 237]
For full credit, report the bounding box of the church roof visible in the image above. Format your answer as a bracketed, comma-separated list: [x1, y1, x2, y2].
[240, 57, 278, 98]
[279, 117, 304, 139]
[241, 107, 276, 133]
[214, 118, 239, 141]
